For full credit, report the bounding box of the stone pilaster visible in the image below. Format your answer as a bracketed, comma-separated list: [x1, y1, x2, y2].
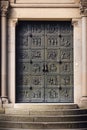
[80, 0, 87, 108]
[8, 18, 18, 104]
[72, 19, 82, 105]
[0, 0, 9, 105]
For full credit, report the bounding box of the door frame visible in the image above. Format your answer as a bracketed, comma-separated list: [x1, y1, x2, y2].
[7, 18, 82, 106]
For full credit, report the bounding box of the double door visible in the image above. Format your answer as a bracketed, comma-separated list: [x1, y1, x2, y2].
[16, 21, 73, 103]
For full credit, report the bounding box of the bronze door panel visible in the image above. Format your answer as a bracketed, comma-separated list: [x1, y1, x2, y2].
[16, 21, 73, 103]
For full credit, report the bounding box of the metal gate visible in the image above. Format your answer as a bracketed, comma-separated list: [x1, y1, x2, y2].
[16, 21, 73, 103]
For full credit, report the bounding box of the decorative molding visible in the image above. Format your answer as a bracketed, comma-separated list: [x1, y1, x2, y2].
[10, 3, 79, 8]
[0, 0, 9, 16]
[11, 18, 18, 26]
[10, 0, 79, 8]
[8, 18, 18, 28]
[80, 0, 87, 16]
[15, 0, 75, 4]
[72, 19, 79, 26]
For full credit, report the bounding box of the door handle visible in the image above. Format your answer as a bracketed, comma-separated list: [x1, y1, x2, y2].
[42, 64, 48, 73]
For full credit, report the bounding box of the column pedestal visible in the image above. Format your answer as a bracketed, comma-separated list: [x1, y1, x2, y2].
[80, 97, 87, 108]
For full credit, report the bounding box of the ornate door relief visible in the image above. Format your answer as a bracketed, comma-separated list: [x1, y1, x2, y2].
[16, 21, 73, 103]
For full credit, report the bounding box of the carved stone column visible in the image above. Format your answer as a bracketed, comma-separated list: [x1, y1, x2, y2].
[80, 0, 87, 107]
[0, 0, 9, 104]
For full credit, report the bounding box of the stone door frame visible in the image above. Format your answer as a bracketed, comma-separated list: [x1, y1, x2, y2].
[7, 18, 82, 106]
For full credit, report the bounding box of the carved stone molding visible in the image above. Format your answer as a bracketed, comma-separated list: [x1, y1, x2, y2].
[72, 19, 79, 26]
[8, 18, 18, 27]
[0, 0, 9, 16]
[80, 0, 87, 16]
[12, 18, 18, 26]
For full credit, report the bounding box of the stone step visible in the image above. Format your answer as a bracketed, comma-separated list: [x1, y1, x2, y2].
[0, 128, 87, 130]
[5, 108, 87, 115]
[0, 105, 86, 129]
[29, 109, 87, 116]
[0, 114, 87, 122]
[0, 121, 87, 129]
[14, 104, 78, 110]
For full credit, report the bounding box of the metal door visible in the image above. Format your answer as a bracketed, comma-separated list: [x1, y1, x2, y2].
[16, 21, 73, 103]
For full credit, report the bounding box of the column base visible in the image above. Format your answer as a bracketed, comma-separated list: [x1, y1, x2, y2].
[80, 97, 87, 108]
[1, 97, 9, 104]
[0, 98, 2, 108]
